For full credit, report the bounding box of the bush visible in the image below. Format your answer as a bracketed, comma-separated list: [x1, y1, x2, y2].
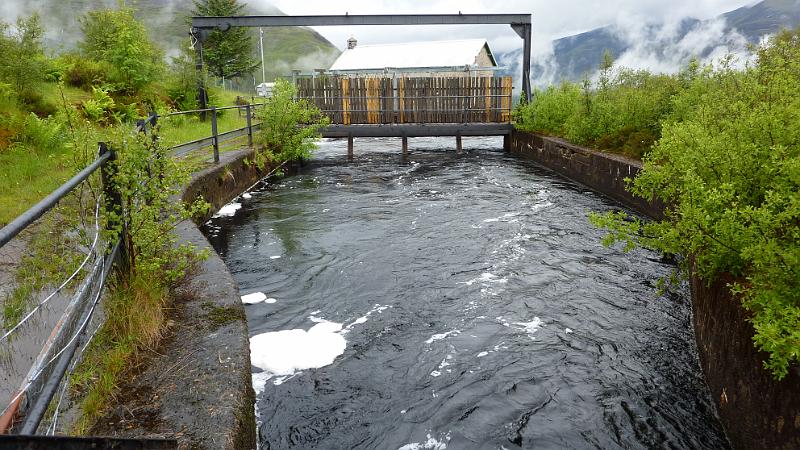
[514, 62, 683, 159]
[82, 86, 115, 123]
[590, 30, 800, 379]
[60, 54, 108, 89]
[164, 53, 200, 111]
[0, 14, 47, 95]
[19, 113, 64, 152]
[254, 79, 329, 164]
[18, 88, 58, 117]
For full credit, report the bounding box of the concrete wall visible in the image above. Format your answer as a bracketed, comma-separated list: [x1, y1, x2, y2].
[509, 132, 662, 219]
[691, 273, 800, 450]
[510, 130, 800, 449]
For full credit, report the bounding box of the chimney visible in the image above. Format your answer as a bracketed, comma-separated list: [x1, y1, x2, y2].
[347, 36, 357, 49]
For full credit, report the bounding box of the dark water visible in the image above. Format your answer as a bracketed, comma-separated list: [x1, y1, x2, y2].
[203, 137, 728, 450]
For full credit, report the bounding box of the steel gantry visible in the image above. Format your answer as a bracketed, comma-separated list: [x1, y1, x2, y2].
[190, 13, 533, 105]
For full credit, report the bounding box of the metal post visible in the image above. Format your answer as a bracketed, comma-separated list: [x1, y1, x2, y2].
[246, 104, 253, 147]
[402, 135, 408, 159]
[192, 28, 208, 120]
[211, 107, 219, 163]
[504, 134, 511, 152]
[347, 134, 354, 161]
[512, 22, 533, 103]
[99, 143, 121, 233]
[456, 133, 462, 155]
[521, 24, 532, 103]
[259, 28, 266, 85]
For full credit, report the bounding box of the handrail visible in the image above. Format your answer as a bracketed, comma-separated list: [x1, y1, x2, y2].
[165, 103, 265, 117]
[0, 100, 264, 434]
[0, 150, 110, 249]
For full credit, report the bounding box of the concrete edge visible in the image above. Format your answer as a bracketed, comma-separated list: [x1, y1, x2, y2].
[174, 149, 273, 449]
[509, 131, 663, 219]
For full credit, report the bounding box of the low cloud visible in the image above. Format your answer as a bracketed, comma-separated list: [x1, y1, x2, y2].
[611, 16, 752, 74]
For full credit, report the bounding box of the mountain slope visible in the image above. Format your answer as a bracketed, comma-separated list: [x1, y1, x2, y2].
[723, 0, 800, 41]
[3, 0, 339, 82]
[514, 0, 800, 85]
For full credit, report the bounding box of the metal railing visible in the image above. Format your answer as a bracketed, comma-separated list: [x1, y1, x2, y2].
[0, 101, 260, 435]
[0, 144, 122, 435]
[161, 103, 264, 164]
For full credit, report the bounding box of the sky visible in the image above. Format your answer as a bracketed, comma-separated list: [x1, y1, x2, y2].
[251, 0, 757, 53]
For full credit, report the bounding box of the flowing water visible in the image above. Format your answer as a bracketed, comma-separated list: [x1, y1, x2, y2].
[203, 137, 728, 450]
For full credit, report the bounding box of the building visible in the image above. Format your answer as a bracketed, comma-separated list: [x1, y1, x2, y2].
[327, 38, 499, 77]
[255, 82, 274, 97]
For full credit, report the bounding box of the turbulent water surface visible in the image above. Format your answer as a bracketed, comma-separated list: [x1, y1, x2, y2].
[203, 137, 728, 450]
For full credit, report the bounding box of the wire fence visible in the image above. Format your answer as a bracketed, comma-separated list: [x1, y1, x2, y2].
[0, 145, 119, 435]
[0, 100, 260, 435]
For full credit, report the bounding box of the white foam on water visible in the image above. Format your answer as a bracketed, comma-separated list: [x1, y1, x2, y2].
[493, 342, 508, 351]
[477, 351, 489, 357]
[531, 201, 553, 212]
[270, 255, 281, 260]
[344, 304, 391, 332]
[252, 371, 272, 397]
[214, 202, 241, 218]
[398, 432, 451, 450]
[265, 298, 277, 304]
[249, 320, 346, 377]
[463, 272, 507, 286]
[514, 317, 544, 340]
[425, 329, 460, 344]
[241, 292, 267, 304]
[242, 193, 252, 199]
[482, 212, 520, 223]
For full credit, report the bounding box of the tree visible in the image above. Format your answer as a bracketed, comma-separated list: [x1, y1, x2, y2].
[79, 8, 163, 93]
[0, 14, 46, 93]
[191, 0, 258, 80]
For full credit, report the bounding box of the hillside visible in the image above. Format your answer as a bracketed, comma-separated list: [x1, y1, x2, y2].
[4, 0, 339, 85]
[503, 0, 800, 85]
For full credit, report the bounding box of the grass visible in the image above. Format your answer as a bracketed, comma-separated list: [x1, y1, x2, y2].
[159, 109, 249, 149]
[70, 273, 168, 434]
[0, 140, 74, 226]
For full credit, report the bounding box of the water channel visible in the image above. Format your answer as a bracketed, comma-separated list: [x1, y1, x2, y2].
[203, 137, 729, 449]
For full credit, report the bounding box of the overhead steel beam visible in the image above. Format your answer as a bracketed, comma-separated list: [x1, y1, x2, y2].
[191, 13, 533, 102]
[192, 14, 530, 29]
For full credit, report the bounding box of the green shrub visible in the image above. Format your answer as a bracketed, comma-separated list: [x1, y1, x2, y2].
[60, 54, 108, 89]
[18, 88, 58, 117]
[82, 86, 115, 123]
[514, 61, 683, 159]
[19, 113, 64, 152]
[590, 29, 800, 379]
[254, 79, 329, 165]
[164, 53, 200, 111]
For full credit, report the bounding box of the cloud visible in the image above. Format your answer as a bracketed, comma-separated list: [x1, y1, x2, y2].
[249, 0, 753, 53]
[610, 16, 752, 74]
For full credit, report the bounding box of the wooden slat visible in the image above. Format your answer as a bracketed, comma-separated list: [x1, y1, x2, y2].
[293, 74, 509, 125]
